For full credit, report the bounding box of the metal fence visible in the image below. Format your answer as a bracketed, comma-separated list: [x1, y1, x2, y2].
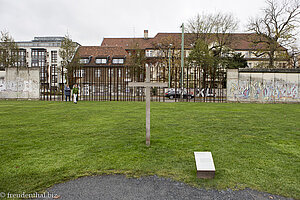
[40, 64, 227, 102]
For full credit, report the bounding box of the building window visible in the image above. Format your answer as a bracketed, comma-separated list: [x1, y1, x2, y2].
[277, 62, 287, 68]
[95, 58, 107, 64]
[80, 58, 90, 64]
[245, 51, 252, 58]
[158, 71, 163, 79]
[108, 68, 114, 76]
[40, 65, 47, 82]
[95, 69, 101, 77]
[112, 58, 124, 64]
[51, 75, 58, 83]
[146, 50, 154, 57]
[0, 50, 4, 69]
[12, 49, 26, 67]
[19, 49, 26, 67]
[125, 70, 130, 78]
[158, 50, 164, 57]
[32, 49, 46, 68]
[51, 51, 57, 63]
[51, 64, 58, 83]
[74, 69, 85, 77]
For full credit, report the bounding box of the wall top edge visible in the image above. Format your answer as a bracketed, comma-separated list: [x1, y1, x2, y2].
[239, 68, 300, 73]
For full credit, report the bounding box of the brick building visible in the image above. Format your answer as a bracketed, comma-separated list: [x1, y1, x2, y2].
[75, 46, 131, 100]
[101, 30, 289, 69]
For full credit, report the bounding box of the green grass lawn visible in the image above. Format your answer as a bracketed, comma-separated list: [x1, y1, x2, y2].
[0, 101, 299, 198]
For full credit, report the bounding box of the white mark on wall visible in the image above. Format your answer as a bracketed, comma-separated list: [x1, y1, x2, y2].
[0, 78, 5, 92]
[6, 81, 17, 91]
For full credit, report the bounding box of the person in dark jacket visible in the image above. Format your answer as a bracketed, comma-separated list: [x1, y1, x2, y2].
[64, 84, 71, 101]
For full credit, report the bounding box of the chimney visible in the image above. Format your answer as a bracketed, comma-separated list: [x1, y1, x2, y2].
[144, 30, 148, 39]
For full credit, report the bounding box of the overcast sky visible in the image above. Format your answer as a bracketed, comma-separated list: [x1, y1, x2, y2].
[0, 0, 271, 46]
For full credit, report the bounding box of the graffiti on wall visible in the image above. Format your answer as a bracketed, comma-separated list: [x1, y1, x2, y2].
[250, 80, 263, 99]
[4, 80, 36, 92]
[230, 74, 299, 101]
[284, 83, 298, 98]
[262, 81, 274, 101]
[230, 81, 251, 99]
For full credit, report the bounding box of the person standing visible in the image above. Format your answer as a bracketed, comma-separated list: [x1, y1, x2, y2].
[64, 84, 71, 101]
[72, 84, 79, 104]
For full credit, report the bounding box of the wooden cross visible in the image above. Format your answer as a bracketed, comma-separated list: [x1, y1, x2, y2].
[128, 66, 168, 146]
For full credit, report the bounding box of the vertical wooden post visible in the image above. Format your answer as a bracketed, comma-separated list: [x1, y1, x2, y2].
[145, 65, 151, 146]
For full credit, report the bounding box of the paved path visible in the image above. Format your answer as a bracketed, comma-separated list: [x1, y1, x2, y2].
[46, 175, 293, 200]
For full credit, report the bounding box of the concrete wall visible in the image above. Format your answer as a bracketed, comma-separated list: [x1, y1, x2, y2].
[227, 69, 300, 103]
[0, 68, 40, 99]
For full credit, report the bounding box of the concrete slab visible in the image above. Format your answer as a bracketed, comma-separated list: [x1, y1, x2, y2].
[237, 73, 251, 101]
[250, 72, 263, 102]
[285, 73, 299, 102]
[194, 152, 215, 179]
[263, 72, 275, 103]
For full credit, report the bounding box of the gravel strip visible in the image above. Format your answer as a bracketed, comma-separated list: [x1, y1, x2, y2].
[44, 175, 293, 200]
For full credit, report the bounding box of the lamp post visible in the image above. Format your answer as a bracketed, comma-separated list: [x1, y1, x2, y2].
[168, 44, 172, 88]
[180, 23, 184, 99]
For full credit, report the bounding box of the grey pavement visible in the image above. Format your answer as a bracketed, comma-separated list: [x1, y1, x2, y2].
[44, 175, 294, 200]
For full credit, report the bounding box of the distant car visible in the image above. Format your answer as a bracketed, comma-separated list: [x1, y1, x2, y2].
[165, 89, 194, 99]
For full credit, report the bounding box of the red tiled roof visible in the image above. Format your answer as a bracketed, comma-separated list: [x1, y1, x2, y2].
[226, 33, 286, 51]
[101, 33, 287, 51]
[77, 46, 128, 57]
[101, 38, 154, 49]
[77, 46, 128, 66]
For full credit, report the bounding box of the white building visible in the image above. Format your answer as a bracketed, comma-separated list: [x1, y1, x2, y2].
[16, 36, 80, 90]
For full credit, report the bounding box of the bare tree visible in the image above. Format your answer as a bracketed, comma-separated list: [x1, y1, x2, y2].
[126, 42, 147, 82]
[152, 36, 181, 88]
[248, 0, 300, 68]
[186, 12, 238, 47]
[59, 34, 79, 85]
[0, 31, 19, 69]
[288, 45, 300, 68]
[186, 12, 238, 89]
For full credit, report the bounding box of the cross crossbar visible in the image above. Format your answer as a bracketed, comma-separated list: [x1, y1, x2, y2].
[128, 82, 168, 87]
